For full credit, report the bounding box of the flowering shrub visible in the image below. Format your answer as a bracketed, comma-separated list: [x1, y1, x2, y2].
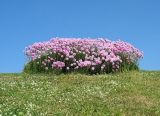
[24, 38, 143, 74]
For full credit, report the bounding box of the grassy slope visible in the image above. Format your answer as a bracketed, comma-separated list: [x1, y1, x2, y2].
[0, 71, 160, 116]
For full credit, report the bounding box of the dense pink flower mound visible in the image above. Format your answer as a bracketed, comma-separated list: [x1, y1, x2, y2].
[24, 38, 143, 73]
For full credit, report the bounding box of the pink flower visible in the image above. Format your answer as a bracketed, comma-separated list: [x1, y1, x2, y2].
[65, 57, 69, 61]
[52, 61, 65, 69]
[91, 67, 95, 71]
[94, 58, 102, 64]
[74, 66, 79, 69]
[66, 67, 70, 70]
[42, 61, 46, 66]
[78, 60, 91, 67]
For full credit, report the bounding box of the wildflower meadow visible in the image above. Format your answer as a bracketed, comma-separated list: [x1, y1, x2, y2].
[24, 38, 143, 74]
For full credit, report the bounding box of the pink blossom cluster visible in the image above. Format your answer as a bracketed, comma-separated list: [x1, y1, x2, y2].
[52, 61, 65, 69]
[25, 38, 143, 73]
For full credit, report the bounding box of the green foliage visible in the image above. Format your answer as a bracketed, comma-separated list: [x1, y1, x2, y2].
[24, 54, 140, 74]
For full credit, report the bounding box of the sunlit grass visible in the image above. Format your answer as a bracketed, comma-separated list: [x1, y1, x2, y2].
[0, 71, 160, 115]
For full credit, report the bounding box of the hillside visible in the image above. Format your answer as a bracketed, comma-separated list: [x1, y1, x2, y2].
[0, 71, 160, 115]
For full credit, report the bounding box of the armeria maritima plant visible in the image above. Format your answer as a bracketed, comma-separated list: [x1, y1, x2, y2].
[24, 38, 143, 74]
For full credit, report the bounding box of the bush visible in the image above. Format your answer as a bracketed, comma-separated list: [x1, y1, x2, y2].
[24, 38, 143, 74]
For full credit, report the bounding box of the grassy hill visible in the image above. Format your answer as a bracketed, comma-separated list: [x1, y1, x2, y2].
[0, 71, 160, 115]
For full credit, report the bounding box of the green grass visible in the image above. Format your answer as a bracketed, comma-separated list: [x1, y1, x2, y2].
[0, 71, 160, 115]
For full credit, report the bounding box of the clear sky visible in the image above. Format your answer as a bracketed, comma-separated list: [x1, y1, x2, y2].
[0, 0, 160, 73]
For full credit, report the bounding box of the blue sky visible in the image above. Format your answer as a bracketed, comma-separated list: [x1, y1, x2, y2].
[0, 0, 160, 72]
